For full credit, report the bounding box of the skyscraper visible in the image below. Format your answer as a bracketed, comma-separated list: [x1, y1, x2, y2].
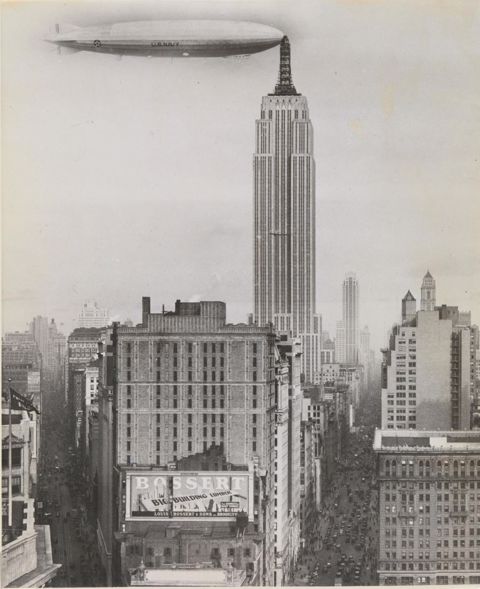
[342, 272, 359, 364]
[420, 270, 436, 311]
[77, 301, 110, 328]
[335, 320, 346, 364]
[401, 290, 416, 324]
[95, 297, 302, 586]
[381, 277, 475, 431]
[253, 36, 321, 383]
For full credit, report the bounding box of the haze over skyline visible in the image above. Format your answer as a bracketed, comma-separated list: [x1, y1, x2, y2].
[2, 0, 479, 351]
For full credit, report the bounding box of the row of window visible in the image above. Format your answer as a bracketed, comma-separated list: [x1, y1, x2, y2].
[125, 342, 261, 355]
[383, 459, 480, 477]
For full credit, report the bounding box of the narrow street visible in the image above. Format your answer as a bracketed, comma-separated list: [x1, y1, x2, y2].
[36, 381, 104, 587]
[293, 425, 379, 586]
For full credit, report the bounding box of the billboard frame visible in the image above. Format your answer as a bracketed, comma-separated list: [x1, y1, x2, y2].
[124, 470, 254, 522]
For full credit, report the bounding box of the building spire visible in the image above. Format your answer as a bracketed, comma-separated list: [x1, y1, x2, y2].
[273, 36, 299, 96]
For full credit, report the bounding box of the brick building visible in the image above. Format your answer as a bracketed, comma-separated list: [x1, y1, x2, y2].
[374, 429, 480, 586]
[381, 275, 477, 431]
[95, 298, 301, 586]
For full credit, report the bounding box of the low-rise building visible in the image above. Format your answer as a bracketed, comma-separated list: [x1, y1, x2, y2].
[1, 406, 60, 586]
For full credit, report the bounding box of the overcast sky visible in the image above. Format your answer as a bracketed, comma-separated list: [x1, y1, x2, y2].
[2, 0, 479, 351]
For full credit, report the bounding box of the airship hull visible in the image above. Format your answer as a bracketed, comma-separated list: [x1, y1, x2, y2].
[48, 20, 284, 57]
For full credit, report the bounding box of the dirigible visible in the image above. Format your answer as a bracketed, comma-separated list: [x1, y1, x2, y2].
[46, 20, 284, 57]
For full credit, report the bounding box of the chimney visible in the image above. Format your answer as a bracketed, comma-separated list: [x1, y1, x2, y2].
[142, 297, 151, 326]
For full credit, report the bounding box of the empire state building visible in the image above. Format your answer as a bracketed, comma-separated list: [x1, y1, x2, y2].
[253, 36, 321, 382]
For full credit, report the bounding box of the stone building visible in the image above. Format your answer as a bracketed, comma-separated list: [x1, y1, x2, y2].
[95, 298, 301, 586]
[381, 276, 476, 431]
[374, 429, 480, 586]
[1, 406, 60, 586]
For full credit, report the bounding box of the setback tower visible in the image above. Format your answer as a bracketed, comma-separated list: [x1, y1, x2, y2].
[253, 36, 321, 382]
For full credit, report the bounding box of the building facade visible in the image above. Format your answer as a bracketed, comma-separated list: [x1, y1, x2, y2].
[95, 298, 301, 586]
[253, 36, 321, 383]
[65, 327, 102, 436]
[342, 273, 360, 365]
[381, 279, 475, 431]
[78, 301, 110, 329]
[335, 321, 346, 365]
[1, 406, 60, 586]
[420, 271, 436, 312]
[374, 429, 480, 586]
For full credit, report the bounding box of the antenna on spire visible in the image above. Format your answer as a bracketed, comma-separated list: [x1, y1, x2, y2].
[273, 36, 299, 96]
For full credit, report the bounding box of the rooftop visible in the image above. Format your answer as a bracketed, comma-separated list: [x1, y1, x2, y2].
[374, 428, 480, 452]
[129, 564, 246, 587]
[5, 526, 61, 587]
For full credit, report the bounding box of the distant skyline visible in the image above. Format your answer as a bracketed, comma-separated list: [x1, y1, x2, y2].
[2, 0, 479, 352]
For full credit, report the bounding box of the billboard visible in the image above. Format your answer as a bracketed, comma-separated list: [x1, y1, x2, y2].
[125, 471, 252, 521]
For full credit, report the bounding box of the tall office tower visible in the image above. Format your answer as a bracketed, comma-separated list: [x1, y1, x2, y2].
[66, 327, 102, 446]
[96, 298, 302, 587]
[46, 320, 66, 380]
[30, 316, 49, 366]
[374, 429, 480, 586]
[253, 36, 321, 383]
[359, 325, 371, 391]
[342, 272, 360, 364]
[420, 270, 436, 311]
[381, 281, 474, 431]
[335, 320, 346, 364]
[30, 316, 66, 381]
[401, 291, 416, 324]
[77, 301, 110, 328]
[359, 326, 370, 365]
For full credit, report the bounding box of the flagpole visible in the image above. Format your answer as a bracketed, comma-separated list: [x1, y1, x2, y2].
[8, 381, 13, 529]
